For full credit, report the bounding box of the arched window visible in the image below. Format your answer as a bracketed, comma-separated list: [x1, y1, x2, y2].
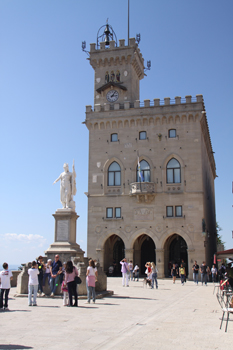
[166, 158, 181, 183]
[108, 162, 121, 186]
[136, 160, 150, 182]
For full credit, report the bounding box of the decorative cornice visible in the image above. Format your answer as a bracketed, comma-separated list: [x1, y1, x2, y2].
[96, 81, 127, 93]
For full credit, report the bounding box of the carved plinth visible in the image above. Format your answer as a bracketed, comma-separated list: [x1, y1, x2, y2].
[45, 209, 85, 263]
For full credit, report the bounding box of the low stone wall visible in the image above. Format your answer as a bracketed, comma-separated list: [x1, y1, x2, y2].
[11, 271, 21, 287]
[16, 259, 107, 296]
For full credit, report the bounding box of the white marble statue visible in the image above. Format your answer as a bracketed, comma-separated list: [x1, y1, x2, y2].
[53, 161, 77, 209]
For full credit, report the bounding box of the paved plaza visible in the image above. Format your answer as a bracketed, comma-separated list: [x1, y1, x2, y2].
[0, 278, 232, 350]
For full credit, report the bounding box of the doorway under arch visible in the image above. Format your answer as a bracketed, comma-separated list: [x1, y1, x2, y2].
[103, 234, 125, 275]
[133, 234, 156, 275]
[164, 234, 188, 277]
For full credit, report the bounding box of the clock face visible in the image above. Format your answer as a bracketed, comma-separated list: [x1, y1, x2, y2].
[106, 90, 119, 103]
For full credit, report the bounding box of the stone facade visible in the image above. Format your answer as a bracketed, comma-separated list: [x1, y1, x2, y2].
[84, 37, 217, 278]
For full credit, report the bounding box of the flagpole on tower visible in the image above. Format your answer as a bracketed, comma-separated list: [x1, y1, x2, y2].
[128, 0, 130, 45]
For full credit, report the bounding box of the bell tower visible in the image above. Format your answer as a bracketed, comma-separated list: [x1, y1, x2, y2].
[88, 23, 145, 107]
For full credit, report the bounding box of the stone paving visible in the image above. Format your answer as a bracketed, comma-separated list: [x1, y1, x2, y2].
[0, 278, 232, 350]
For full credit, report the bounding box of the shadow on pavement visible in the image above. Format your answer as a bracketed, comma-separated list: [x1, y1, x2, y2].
[1, 310, 31, 313]
[0, 345, 33, 349]
[96, 303, 119, 306]
[111, 295, 157, 301]
[36, 306, 60, 308]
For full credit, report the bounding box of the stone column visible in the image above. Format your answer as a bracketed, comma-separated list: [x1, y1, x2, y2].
[125, 248, 134, 262]
[96, 248, 104, 269]
[156, 248, 164, 278]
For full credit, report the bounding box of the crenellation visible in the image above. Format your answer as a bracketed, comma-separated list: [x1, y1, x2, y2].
[124, 101, 130, 109]
[94, 104, 101, 112]
[175, 96, 181, 104]
[104, 103, 110, 112]
[196, 94, 203, 102]
[164, 97, 170, 105]
[90, 43, 96, 52]
[119, 39, 125, 47]
[109, 40, 115, 49]
[99, 42, 105, 50]
[154, 98, 160, 106]
[185, 95, 192, 103]
[129, 37, 136, 46]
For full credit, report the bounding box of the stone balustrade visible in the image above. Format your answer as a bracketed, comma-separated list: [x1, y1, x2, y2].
[130, 182, 155, 195]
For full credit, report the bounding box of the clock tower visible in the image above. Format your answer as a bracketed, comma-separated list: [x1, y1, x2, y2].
[88, 24, 145, 107]
[84, 23, 217, 279]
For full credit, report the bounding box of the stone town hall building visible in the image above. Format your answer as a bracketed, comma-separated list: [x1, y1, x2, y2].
[83, 27, 217, 278]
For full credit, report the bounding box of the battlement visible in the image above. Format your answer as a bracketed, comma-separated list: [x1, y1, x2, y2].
[90, 37, 137, 52]
[85, 94, 203, 113]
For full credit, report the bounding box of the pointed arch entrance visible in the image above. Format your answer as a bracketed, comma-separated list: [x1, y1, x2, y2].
[133, 234, 156, 275]
[164, 234, 188, 277]
[104, 234, 125, 275]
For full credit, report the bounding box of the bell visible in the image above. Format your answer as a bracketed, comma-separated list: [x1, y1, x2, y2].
[104, 24, 110, 46]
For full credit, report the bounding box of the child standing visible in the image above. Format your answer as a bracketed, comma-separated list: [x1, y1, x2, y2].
[61, 277, 69, 306]
[171, 263, 177, 284]
[28, 261, 39, 306]
[0, 262, 13, 311]
[179, 263, 186, 285]
[133, 264, 139, 281]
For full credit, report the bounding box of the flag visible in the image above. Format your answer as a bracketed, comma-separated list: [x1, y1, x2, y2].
[137, 154, 144, 182]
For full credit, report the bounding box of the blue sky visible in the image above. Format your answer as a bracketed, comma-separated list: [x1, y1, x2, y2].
[0, 0, 233, 265]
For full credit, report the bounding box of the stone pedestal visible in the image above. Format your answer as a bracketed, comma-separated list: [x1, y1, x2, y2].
[72, 257, 107, 295]
[45, 209, 85, 263]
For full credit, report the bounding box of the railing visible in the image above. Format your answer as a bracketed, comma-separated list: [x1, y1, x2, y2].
[130, 182, 155, 195]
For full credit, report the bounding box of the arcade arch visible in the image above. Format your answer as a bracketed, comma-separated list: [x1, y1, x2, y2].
[133, 234, 156, 275]
[103, 234, 125, 275]
[164, 234, 188, 277]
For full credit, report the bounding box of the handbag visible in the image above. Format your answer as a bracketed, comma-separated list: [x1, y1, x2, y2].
[75, 276, 82, 285]
[61, 281, 68, 292]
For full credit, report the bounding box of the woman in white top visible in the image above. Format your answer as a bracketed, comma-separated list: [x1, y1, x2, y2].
[28, 261, 39, 306]
[86, 259, 98, 304]
[43, 259, 52, 289]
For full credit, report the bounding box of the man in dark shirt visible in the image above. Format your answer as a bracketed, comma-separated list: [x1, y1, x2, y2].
[36, 255, 45, 296]
[50, 255, 62, 296]
[200, 261, 208, 286]
[192, 261, 199, 284]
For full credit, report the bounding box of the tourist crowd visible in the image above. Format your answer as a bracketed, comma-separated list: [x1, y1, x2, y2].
[1, 256, 232, 311]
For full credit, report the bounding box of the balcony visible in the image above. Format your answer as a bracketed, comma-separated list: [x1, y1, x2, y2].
[130, 182, 156, 203]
